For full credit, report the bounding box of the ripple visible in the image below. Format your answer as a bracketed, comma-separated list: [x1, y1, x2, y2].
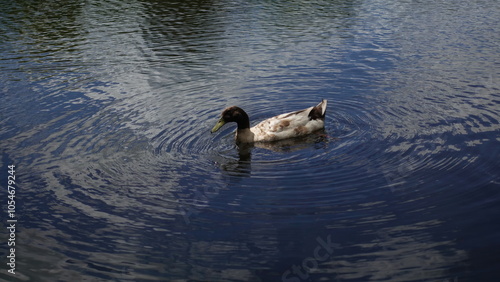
[145, 95, 388, 222]
[375, 86, 500, 197]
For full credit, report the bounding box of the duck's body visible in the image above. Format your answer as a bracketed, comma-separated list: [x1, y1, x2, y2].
[211, 100, 327, 143]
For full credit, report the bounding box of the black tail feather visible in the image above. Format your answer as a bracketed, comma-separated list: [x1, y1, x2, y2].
[308, 100, 327, 120]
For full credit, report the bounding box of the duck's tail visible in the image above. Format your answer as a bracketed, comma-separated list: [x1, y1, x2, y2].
[309, 99, 327, 120]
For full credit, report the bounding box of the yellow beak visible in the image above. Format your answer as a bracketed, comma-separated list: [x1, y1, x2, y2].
[211, 118, 226, 133]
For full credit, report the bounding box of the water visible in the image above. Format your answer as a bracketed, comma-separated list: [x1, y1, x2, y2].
[1, 0, 499, 281]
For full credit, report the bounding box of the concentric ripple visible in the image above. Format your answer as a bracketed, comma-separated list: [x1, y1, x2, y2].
[146, 95, 388, 221]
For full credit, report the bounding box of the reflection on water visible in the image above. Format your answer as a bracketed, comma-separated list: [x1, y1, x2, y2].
[1, 0, 499, 281]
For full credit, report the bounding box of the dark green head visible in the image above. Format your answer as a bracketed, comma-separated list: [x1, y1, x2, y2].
[211, 106, 250, 133]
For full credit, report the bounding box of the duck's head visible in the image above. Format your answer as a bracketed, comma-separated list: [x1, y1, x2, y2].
[211, 106, 250, 133]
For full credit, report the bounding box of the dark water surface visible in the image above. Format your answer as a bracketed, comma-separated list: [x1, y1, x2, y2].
[1, 0, 499, 281]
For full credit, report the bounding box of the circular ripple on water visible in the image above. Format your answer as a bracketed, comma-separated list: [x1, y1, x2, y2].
[149, 97, 384, 216]
[152, 98, 372, 162]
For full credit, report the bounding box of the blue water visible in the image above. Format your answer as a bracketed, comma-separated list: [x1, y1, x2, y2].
[1, 0, 499, 281]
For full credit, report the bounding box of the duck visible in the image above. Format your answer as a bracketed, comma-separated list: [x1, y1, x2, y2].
[211, 99, 327, 143]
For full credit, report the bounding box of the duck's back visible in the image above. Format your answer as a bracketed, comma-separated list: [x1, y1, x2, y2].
[248, 100, 327, 142]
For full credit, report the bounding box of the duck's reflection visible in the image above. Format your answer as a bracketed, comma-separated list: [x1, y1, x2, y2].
[218, 143, 252, 177]
[251, 129, 328, 153]
[219, 130, 329, 176]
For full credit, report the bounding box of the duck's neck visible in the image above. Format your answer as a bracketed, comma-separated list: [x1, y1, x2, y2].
[235, 128, 254, 143]
[235, 110, 251, 130]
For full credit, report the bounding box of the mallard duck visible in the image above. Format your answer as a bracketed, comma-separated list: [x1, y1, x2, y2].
[211, 100, 327, 143]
